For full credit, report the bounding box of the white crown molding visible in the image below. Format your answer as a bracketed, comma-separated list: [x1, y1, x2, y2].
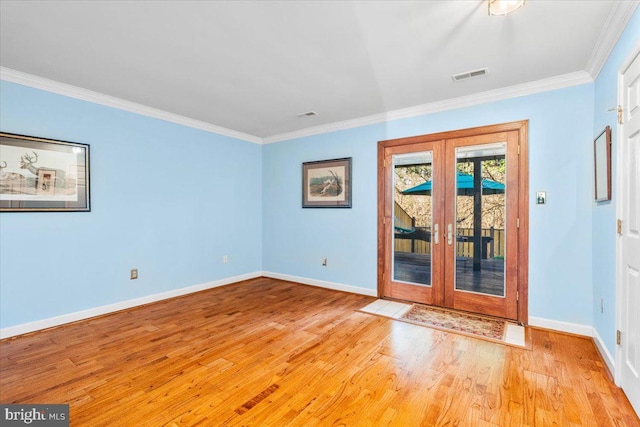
[585, 1, 639, 79]
[262, 71, 593, 144]
[0, 67, 263, 145]
[2, 65, 595, 146]
[0, 272, 262, 339]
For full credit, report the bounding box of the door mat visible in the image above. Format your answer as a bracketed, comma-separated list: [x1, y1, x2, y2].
[359, 300, 528, 348]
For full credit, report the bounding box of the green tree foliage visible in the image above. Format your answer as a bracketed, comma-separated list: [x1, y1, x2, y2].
[394, 158, 506, 229]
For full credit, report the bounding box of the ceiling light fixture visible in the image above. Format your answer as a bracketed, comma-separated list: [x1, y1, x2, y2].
[488, 0, 525, 16]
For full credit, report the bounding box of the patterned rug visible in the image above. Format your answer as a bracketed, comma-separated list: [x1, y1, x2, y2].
[401, 304, 506, 340]
[358, 299, 527, 347]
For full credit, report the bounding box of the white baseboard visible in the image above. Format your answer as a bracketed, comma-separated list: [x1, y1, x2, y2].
[593, 328, 616, 375]
[0, 272, 262, 340]
[519, 317, 617, 376]
[528, 316, 594, 337]
[261, 271, 378, 297]
[2, 271, 615, 380]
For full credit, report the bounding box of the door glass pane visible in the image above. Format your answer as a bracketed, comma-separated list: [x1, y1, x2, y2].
[392, 152, 433, 286]
[454, 144, 506, 297]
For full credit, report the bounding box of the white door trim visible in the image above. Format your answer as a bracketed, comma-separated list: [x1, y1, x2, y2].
[615, 38, 640, 386]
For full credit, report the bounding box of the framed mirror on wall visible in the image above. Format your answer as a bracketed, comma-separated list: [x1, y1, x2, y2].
[594, 125, 612, 202]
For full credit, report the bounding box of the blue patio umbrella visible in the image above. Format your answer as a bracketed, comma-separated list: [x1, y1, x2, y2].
[400, 170, 504, 272]
[401, 171, 505, 196]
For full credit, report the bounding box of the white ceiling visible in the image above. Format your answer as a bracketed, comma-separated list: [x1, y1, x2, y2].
[0, 1, 637, 143]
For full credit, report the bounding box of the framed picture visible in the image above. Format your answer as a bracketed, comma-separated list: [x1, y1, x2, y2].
[594, 126, 612, 202]
[0, 133, 90, 212]
[302, 157, 352, 208]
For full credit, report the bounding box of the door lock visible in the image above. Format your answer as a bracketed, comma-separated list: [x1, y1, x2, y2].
[447, 224, 453, 245]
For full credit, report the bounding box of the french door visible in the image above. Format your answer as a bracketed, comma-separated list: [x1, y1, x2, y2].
[378, 121, 528, 322]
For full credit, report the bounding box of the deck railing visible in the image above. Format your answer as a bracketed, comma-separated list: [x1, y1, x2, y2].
[395, 227, 505, 258]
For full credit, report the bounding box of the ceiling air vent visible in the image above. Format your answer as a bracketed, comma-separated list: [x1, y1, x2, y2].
[452, 68, 488, 82]
[296, 111, 317, 118]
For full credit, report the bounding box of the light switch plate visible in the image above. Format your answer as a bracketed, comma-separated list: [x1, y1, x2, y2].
[536, 191, 546, 205]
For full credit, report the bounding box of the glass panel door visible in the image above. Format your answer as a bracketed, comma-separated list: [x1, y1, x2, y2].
[443, 131, 519, 320]
[392, 152, 433, 287]
[382, 141, 443, 307]
[379, 123, 525, 321]
[454, 143, 506, 297]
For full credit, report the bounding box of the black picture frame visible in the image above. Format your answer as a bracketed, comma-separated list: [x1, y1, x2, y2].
[302, 157, 352, 208]
[0, 132, 90, 212]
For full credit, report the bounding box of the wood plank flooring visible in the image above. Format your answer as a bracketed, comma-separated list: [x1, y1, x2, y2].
[1, 277, 638, 426]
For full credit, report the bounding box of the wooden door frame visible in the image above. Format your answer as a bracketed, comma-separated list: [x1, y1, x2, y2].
[377, 120, 529, 324]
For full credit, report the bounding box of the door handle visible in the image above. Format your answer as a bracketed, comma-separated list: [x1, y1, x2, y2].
[447, 224, 453, 245]
[434, 224, 439, 245]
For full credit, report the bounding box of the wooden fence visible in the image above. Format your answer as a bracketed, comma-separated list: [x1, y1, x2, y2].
[394, 202, 414, 231]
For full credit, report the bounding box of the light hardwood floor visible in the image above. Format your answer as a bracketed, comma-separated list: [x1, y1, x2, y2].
[1, 277, 638, 426]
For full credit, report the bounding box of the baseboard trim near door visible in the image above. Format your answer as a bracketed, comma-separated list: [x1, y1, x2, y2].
[0, 272, 263, 340]
[529, 316, 616, 378]
[593, 328, 616, 380]
[528, 316, 593, 336]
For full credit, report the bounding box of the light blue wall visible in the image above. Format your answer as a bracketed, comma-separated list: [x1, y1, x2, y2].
[262, 126, 379, 287]
[0, 81, 263, 329]
[263, 84, 595, 326]
[592, 9, 640, 356]
[4, 11, 637, 335]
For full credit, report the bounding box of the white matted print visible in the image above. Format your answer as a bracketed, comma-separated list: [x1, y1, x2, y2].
[0, 132, 90, 212]
[302, 157, 351, 208]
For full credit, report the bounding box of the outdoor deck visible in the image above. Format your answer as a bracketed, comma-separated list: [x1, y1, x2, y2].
[393, 252, 505, 296]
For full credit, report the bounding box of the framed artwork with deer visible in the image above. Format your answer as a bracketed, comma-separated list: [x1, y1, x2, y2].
[0, 133, 90, 212]
[302, 157, 352, 208]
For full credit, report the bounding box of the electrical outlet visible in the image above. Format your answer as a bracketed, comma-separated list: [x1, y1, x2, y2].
[322, 258, 327, 266]
[130, 269, 138, 280]
[223, 255, 228, 264]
